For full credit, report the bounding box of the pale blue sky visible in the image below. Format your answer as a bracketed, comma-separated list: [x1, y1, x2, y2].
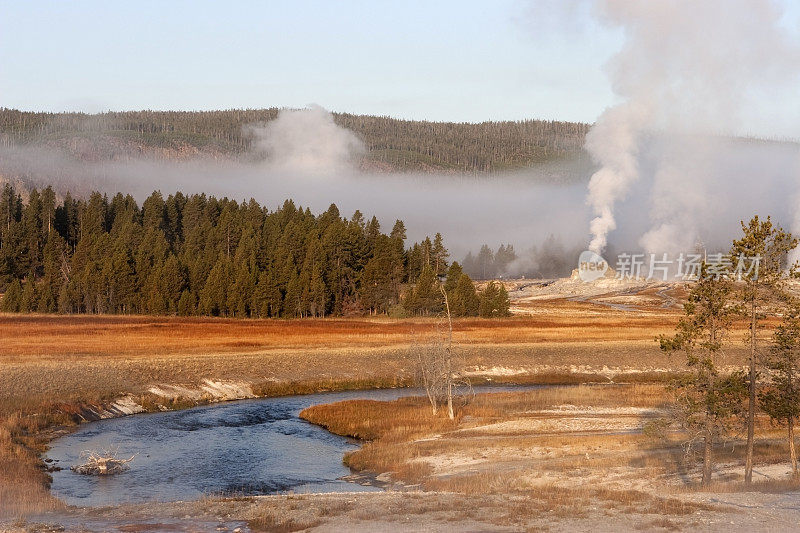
[1, 1, 799, 133]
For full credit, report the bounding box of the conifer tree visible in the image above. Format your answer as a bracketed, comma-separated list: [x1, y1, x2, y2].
[494, 243, 517, 277]
[404, 265, 442, 316]
[390, 220, 406, 250]
[177, 290, 196, 316]
[0, 186, 446, 320]
[159, 254, 185, 312]
[19, 278, 36, 312]
[228, 263, 256, 317]
[731, 215, 797, 483]
[450, 273, 480, 317]
[431, 233, 449, 276]
[308, 266, 327, 318]
[476, 245, 495, 279]
[284, 269, 303, 318]
[199, 258, 230, 316]
[659, 265, 746, 486]
[478, 281, 510, 317]
[1, 279, 22, 312]
[253, 269, 282, 318]
[444, 262, 463, 293]
[760, 306, 800, 476]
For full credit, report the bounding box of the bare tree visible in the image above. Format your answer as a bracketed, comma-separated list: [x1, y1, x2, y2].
[411, 283, 472, 419]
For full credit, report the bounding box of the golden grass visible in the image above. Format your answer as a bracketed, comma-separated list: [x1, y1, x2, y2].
[301, 384, 669, 487]
[0, 412, 65, 518]
[0, 310, 687, 361]
[301, 383, 800, 518]
[0, 293, 767, 519]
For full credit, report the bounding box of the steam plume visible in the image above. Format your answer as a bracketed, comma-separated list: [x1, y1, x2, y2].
[585, 0, 800, 255]
[248, 105, 365, 173]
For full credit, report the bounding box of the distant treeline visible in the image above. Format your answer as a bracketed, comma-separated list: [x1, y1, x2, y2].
[463, 244, 518, 280]
[0, 184, 510, 318]
[0, 108, 590, 172]
[462, 237, 578, 280]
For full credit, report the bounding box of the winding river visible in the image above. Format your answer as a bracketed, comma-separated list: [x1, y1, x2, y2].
[46, 385, 535, 507]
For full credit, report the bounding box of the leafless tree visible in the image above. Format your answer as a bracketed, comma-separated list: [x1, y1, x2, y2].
[411, 284, 472, 419]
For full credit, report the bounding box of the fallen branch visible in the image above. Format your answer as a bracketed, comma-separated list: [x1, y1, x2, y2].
[70, 448, 136, 475]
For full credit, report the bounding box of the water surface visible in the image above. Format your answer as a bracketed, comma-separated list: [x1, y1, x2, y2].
[47, 385, 536, 506]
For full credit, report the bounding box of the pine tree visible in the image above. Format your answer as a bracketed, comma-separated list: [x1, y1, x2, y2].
[40, 186, 56, 238]
[159, 254, 186, 312]
[81, 192, 108, 240]
[731, 215, 798, 483]
[462, 251, 477, 279]
[177, 290, 196, 316]
[1, 279, 22, 312]
[760, 306, 800, 476]
[659, 264, 747, 486]
[253, 269, 282, 318]
[390, 220, 406, 251]
[431, 233, 449, 276]
[58, 280, 80, 314]
[404, 265, 442, 316]
[142, 191, 167, 233]
[444, 262, 463, 293]
[39, 231, 66, 313]
[228, 263, 255, 317]
[450, 273, 480, 317]
[476, 245, 495, 279]
[494, 244, 517, 277]
[19, 279, 36, 312]
[308, 266, 327, 318]
[0, 186, 447, 320]
[284, 269, 303, 318]
[20, 189, 43, 277]
[105, 247, 136, 313]
[478, 281, 510, 317]
[199, 258, 230, 316]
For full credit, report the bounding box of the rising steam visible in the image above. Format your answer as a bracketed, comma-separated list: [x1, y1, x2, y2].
[247, 105, 365, 173]
[585, 0, 800, 255]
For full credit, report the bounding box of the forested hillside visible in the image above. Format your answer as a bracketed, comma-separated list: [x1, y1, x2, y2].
[0, 183, 508, 318]
[0, 108, 590, 173]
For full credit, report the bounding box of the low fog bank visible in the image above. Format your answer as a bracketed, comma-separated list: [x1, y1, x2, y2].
[1, 107, 799, 279]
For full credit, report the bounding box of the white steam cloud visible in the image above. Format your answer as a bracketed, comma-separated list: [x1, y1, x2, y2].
[585, 0, 800, 255]
[248, 105, 365, 174]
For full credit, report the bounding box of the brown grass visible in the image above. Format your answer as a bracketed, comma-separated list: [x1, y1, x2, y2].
[301, 383, 799, 518]
[0, 292, 765, 519]
[0, 310, 686, 362]
[300, 384, 670, 488]
[0, 413, 64, 518]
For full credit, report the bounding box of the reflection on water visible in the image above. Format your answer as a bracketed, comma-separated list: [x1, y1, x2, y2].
[47, 385, 538, 506]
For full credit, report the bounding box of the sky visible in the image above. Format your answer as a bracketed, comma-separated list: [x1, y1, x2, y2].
[1, 0, 800, 136]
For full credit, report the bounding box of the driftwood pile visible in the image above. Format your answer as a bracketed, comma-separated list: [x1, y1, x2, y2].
[70, 449, 136, 475]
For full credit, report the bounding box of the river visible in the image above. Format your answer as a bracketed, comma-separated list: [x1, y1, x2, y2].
[46, 385, 537, 507]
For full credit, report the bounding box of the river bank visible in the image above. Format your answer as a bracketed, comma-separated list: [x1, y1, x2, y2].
[12, 382, 800, 532]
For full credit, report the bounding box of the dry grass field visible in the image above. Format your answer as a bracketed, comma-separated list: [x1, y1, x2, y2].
[295, 385, 800, 530]
[0, 301, 700, 412]
[0, 285, 779, 529]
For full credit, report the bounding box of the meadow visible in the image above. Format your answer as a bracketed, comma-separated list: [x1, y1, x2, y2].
[0, 293, 766, 529]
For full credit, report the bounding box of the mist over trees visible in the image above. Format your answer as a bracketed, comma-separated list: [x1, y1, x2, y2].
[462, 244, 517, 279]
[0, 108, 590, 173]
[0, 184, 508, 319]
